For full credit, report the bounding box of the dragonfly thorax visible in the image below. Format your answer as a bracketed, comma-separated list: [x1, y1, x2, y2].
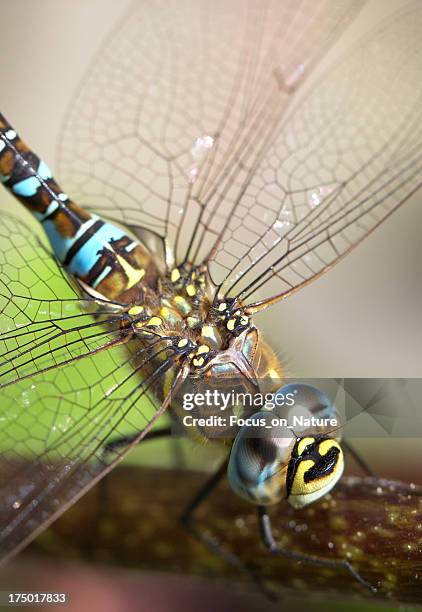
[122, 264, 257, 376]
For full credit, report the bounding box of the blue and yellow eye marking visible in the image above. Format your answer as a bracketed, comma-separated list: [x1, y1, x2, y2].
[297, 437, 315, 456]
[286, 437, 344, 509]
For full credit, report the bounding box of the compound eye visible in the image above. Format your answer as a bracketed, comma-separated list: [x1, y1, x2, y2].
[286, 438, 344, 509]
[227, 411, 294, 505]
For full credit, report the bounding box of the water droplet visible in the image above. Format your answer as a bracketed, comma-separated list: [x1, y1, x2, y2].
[310, 192, 321, 208]
[274, 63, 306, 91]
[58, 416, 73, 433]
[188, 135, 215, 183]
[308, 185, 336, 209]
[274, 210, 293, 232]
[20, 385, 37, 407]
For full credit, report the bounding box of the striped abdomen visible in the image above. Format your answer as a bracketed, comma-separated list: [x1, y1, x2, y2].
[0, 114, 157, 302]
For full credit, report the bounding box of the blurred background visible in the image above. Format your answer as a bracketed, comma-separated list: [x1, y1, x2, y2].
[0, 1, 421, 610]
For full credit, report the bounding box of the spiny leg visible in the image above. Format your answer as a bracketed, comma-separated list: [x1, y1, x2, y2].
[180, 460, 275, 599]
[257, 505, 376, 593]
[102, 425, 173, 459]
[343, 440, 374, 477]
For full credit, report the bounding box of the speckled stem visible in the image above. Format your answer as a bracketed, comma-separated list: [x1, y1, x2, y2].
[28, 467, 422, 605]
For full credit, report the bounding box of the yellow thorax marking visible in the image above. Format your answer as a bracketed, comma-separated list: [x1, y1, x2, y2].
[186, 284, 196, 297]
[226, 318, 236, 331]
[171, 268, 181, 283]
[196, 344, 210, 355]
[177, 338, 189, 348]
[187, 316, 200, 328]
[159, 305, 182, 325]
[173, 295, 192, 315]
[128, 305, 144, 316]
[135, 315, 162, 333]
[147, 316, 162, 326]
[200, 325, 221, 347]
[201, 325, 214, 338]
[218, 302, 227, 312]
[190, 344, 211, 368]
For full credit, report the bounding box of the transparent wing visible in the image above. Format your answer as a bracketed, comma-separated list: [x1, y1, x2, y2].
[207, 3, 422, 306]
[0, 215, 128, 386]
[58, 0, 364, 265]
[0, 215, 178, 563]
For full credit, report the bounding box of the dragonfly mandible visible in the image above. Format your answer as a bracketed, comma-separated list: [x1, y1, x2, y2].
[0, 0, 421, 595]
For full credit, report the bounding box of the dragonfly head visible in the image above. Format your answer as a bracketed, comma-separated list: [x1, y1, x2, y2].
[227, 385, 344, 507]
[228, 421, 344, 508]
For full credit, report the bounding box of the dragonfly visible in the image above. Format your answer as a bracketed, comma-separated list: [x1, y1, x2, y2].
[0, 0, 421, 594]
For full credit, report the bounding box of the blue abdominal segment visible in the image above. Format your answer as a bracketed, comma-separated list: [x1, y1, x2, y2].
[0, 112, 157, 301]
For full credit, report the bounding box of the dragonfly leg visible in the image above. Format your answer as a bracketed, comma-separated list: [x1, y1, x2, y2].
[180, 460, 276, 599]
[257, 505, 377, 593]
[180, 459, 227, 522]
[342, 440, 374, 477]
[101, 426, 173, 460]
